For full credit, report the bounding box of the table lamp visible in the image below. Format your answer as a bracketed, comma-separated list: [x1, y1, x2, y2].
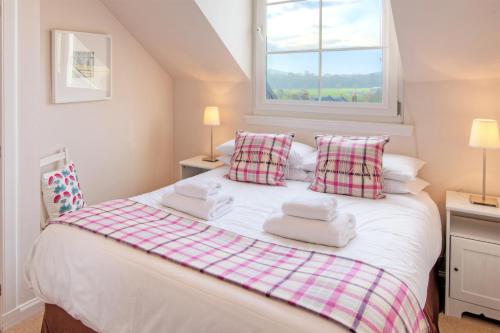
[469, 118, 500, 207]
[202, 106, 220, 162]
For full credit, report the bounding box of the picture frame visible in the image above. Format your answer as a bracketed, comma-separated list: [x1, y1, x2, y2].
[52, 30, 112, 103]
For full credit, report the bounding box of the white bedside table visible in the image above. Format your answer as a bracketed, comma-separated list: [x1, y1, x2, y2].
[445, 191, 500, 321]
[179, 155, 224, 180]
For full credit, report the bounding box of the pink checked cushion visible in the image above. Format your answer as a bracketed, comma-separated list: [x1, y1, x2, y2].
[310, 135, 389, 199]
[42, 162, 85, 219]
[227, 131, 294, 186]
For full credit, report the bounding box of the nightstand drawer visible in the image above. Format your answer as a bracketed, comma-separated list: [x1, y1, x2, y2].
[450, 214, 500, 244]
[450, 236, 500, 310]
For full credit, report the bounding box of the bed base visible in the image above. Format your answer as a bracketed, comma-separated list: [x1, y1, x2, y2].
[424, 265, 440, 333]
[42, 304, 96, 333]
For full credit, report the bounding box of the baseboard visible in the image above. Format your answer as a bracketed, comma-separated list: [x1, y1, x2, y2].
[1, 297, 43, 331]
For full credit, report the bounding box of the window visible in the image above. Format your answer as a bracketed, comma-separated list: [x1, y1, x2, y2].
[255, 0, 401, 119]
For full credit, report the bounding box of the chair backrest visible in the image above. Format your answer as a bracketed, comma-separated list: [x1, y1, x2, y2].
[40, 148, 70, 230]
[40, 148, 69, 168]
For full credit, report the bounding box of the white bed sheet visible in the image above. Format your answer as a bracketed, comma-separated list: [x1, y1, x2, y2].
[26, 167, 442, 333]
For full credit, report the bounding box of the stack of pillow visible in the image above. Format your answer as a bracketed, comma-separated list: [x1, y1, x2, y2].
[217, 135, 428, 195]
[380, 154, 429, 194]
[300, 151, 428, 195]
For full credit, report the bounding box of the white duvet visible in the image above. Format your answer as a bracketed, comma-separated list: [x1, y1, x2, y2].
[26, 167, 442, 333]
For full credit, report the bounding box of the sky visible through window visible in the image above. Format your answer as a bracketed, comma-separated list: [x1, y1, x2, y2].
[266, 0, 383, 103]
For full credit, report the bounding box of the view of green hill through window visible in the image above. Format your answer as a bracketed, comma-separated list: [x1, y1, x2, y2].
[267, 69, 382, 103]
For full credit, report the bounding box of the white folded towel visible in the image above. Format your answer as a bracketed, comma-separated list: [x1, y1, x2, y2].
[263, 213, 356, 247]
[161, 192, 234, 220]
[282, 195, 338, 221]
[174, 179, 222, 200]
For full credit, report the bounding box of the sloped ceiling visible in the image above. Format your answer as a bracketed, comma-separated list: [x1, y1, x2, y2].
[391, 0, 500, 82]
[195, 0, 252, 79]
[101, 0, 250, 82]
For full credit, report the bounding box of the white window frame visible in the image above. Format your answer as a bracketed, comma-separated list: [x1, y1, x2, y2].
[254, 0, 402, 122]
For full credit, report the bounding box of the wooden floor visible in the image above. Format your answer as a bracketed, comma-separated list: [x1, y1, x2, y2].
[4, 311, 500, 333]
[3, 312, 42, 333]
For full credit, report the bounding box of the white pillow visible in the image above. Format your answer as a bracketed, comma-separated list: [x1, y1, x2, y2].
[218, 155, 231, 165]
[383, 154, 426, 182]
[383, 178, 429, 194]
[216, 140, 235, 156]
[289, 142, 315, 168]
[286, 168, 312, 182]
[216, 139, 314, 169]
[301, 151, 317, 172]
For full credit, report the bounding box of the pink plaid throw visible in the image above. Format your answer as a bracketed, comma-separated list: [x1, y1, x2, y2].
[310, 135, 390, 199]
[227, 131, 294, 186]
[49, 199, 429, 333]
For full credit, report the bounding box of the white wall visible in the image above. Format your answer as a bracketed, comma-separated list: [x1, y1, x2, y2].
[392, 0, 500, 82]
[40, 0, 175, 205]
[173, 80, 249, 167]
[405, 78, 500, 209]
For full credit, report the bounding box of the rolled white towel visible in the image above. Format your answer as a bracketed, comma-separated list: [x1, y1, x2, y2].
[161, 192, 233, 221]
[282, 195, 338, 221]
[174, 179, 221, 200]
[263, 213, 356, 247]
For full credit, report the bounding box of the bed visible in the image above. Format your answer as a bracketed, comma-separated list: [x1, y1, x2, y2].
[26, 166, 442, 333]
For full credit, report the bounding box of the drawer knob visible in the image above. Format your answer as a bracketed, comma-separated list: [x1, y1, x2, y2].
[454, 267, 459, 272]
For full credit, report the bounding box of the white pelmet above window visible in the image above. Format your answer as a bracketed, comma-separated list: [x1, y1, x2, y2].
[254, 0, 402, 121]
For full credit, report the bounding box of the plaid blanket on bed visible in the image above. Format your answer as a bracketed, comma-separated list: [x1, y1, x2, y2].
[49, 199, 429, 333]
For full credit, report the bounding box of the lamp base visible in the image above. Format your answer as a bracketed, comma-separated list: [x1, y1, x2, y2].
[469, 194, 499, 208]
[202, 157, 219, 163]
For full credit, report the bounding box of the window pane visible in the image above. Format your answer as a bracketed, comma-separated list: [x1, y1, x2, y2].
[267, 52, 319, 101]
[321, 49, 382, 103]
[322, 0, 382, 49]
[267, 0, 319, 52]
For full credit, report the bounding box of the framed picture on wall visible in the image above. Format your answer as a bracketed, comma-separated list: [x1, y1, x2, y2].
[52, 30, 112, 103]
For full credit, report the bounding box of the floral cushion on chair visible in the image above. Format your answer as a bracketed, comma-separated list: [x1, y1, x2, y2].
[42, 162, 85, 219]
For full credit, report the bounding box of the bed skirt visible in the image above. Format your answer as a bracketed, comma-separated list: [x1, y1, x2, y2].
[40, 266, 440, 333]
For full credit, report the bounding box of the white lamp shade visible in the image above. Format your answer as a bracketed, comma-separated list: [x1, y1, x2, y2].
[469, 119, 500, 149]
[203, 106, 220, 126]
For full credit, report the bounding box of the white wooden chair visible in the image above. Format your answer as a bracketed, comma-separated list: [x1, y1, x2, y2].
[40, 148, 70, 230]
